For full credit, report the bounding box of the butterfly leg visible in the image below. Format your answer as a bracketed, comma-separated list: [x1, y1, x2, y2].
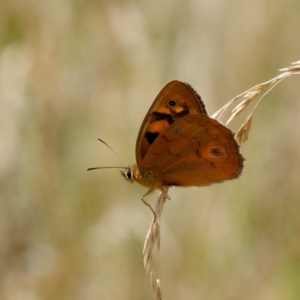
[141, 189, 156, 219]
[161, 186, 170, 200]
[141, 187, 170, 219]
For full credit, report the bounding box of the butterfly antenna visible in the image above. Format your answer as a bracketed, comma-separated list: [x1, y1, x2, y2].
[97, 138, 129, 166]
[87, 166, 127, 171]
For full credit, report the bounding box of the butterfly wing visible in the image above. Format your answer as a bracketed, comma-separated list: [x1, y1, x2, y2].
[140, 114, 244, 187]
[136, 80, 208, 167]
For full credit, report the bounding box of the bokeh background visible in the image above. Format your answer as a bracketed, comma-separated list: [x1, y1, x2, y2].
[1, 1, 300, 299]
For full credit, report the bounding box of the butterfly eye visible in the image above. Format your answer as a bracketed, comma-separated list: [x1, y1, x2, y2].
[120, 169, 134, 182]
[167, 100, 177, 107]
[172, 128, 181, 135]
[210, 148, 222, 156]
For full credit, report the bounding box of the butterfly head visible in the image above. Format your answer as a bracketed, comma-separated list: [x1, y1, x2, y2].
[120, 164, 159, 190]
[120, 167, 134, 183]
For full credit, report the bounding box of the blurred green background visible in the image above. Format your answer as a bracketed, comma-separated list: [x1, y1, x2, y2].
[1, 1, 300, 299]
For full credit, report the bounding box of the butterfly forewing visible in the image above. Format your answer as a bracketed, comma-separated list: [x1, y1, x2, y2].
[135, 80, 208, 167]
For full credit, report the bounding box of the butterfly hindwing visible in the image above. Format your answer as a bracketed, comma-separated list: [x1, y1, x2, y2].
[141, 114, 244, 187]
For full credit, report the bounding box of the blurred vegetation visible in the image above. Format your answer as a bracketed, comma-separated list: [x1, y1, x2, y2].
[1, 1, 300, 299]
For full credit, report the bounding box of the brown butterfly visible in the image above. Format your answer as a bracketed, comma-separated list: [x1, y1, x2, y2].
[90, 80, 244, 203]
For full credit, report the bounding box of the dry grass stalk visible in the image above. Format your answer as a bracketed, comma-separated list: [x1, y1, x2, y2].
[212, 58, 300, 144]
[142, 58, 300, 299]
[143, 189, 168, 300]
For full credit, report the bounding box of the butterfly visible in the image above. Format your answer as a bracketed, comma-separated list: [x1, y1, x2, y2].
[90, 80, 244, 204]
